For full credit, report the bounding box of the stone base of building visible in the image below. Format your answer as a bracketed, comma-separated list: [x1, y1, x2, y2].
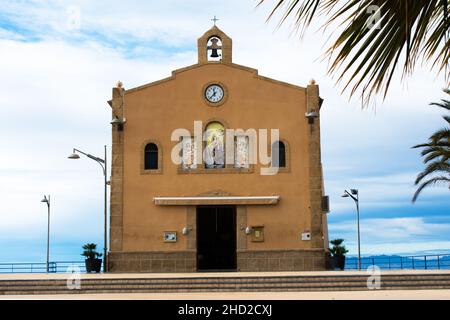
[237, 249, 327, 271]
[108, 249, 327, 273]
[108, 251, 197, 273]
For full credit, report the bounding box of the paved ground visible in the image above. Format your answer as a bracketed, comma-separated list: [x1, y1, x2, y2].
[2, 290, 450, 300]
[1, 269, 450, 280]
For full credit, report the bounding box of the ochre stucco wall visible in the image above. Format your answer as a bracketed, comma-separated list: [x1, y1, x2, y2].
[120, 62, 315, 252]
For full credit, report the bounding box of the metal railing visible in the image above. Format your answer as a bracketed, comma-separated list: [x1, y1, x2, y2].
[1, 254, 449, 273]
[344, 254, 450, 270]
[0, 261, 86, 273]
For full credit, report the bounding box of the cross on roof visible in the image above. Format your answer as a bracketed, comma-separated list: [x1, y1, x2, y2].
[211, 15, 219, 26]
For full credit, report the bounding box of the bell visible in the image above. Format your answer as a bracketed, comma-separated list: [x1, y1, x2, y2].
[208, 38, 221, 58]
[210, 48, 219, 58]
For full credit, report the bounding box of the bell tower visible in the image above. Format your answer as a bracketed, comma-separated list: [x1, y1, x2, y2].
[197, 24, 232, 64]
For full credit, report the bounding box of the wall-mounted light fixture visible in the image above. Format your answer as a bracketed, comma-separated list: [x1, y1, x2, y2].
[182, 227, 192, 235]
[245, 227, 252, 235]
[110, 116, 126, 131]
[305, 111, 319, 124]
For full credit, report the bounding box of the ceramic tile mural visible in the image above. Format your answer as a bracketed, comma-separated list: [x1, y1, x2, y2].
[204, 122, 225, 168]
[182, 136, 197, 169]
[235, 136, 249, 168]
[181, 123, 251, 169]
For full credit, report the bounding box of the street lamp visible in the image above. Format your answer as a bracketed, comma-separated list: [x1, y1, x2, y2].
[68, 146, 108, 272]
[41, 195, 50, 273]
[341, 188, 361, 270]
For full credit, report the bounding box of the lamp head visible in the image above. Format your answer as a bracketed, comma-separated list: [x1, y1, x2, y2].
[350, 189, 358, 195]
[341, 192, 349, 198]
[110, 117, 123, 125]
[305, 112, 319, 124]
[305, 111, 319, 118]
[111, 117, 125, 131]
[68, 153, 80, 160]
[41, 195, 48, 203]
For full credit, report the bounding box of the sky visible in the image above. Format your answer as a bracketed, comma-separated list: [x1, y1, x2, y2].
[0, 0, 449, 263]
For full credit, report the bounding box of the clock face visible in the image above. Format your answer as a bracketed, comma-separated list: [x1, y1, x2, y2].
[205, 84, 224, 103]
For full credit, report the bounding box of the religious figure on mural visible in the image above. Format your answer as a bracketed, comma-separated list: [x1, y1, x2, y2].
[182, 137, 197, 169]
[235, 136, 249, 168]
[204, 123, 225, 168]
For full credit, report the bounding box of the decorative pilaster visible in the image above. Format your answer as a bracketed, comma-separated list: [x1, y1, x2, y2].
[109, 84, 125, 253]
[306, 80, 325, 249]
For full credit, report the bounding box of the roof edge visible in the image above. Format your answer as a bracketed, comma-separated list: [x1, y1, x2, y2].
[125, 62, 306, 94]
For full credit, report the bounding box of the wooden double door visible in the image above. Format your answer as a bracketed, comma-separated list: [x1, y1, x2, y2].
[196, 206, 237, 271]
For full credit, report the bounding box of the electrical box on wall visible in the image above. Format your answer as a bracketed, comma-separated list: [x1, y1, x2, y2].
[301, 231, 311, 241]
[163, 231, 177, 242]
[251, 226, 264, 242]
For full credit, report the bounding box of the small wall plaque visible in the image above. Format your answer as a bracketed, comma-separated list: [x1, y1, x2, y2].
[164, 231, 177, 242]
[251, 226, 264, 242]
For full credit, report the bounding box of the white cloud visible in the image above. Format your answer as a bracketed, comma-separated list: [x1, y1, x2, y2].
[329, 217, 450, 255]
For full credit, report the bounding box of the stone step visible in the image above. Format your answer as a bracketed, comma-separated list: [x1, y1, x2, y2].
[2, 273, 450, 295]
[2, 277, 450, 287]
[2, 273, 450, 284]
[4, 284, 450, 296]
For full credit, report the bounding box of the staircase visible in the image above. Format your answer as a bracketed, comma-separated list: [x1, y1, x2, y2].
[2, 272, 450, 295]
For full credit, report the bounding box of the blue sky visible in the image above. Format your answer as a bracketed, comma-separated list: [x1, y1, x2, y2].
[0, 0, 449, 263]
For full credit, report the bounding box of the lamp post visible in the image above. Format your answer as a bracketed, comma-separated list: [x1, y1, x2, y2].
[68, 146, 108, 272]
[341, 189, 361, 271]
[41, 195, 50, 273]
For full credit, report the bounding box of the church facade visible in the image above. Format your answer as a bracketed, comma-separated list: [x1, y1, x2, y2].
[107, 26, 329, 272]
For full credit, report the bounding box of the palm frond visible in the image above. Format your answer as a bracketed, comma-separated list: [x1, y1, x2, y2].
[412, 176, 450, 202]
[412, 142, 432, 149]
[258, 0, 450, 104]
[430, 100, 450, 111]
[415, 161, 450, 184]
[430, 127, 450, 143]
[412, 88, 450, 201]
[423, 149, 450, 163]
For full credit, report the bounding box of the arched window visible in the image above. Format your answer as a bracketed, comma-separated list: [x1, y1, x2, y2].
[204, 122, 225, 168]
[272, 141, 286, 168]
[144, 143, 158, 170]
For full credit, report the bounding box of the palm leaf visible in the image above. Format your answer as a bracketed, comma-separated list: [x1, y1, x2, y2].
[412, 176, 450, 202]
[412, 90, 450, 201]
[430, 128, 450, 143]
[415, 161, 450, 184]
[258, 0, 450, 104]
[423, 148, 450, 163]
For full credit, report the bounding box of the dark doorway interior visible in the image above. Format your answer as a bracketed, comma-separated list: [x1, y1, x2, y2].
[197, 206, 237, 271]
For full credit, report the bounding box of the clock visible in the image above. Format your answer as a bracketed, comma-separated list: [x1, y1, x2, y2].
[205, 84, 224, 103]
